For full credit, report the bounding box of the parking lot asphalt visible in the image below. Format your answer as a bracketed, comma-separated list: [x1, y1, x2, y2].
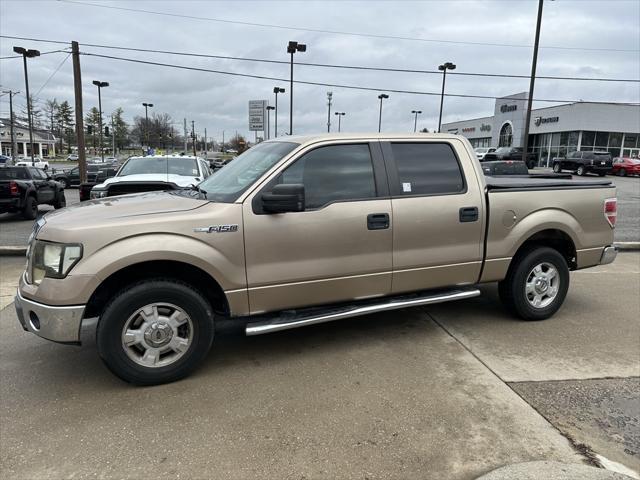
[0, 253, 638, 479]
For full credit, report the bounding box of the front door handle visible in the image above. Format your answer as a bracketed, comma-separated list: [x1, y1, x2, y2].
[459, 207, 479, 223]
[367, 213, 390, 230]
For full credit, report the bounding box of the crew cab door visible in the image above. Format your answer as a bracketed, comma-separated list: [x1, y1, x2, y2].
[242, 141, 392, 315]
[28, 167, 55, 203]
[380, 139, 484, 293]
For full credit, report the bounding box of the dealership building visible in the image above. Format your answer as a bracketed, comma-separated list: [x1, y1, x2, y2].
[441, 92, 640, 166]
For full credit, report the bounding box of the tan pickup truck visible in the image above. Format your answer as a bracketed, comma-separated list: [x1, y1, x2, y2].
[15, 134, 618, 385]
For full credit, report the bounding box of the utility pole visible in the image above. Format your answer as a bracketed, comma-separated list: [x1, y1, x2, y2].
[222, 130, 225, 153]
[191, 120, 196, 156]
[522, 0, 544, 166]
[183, 118, 187, 152]
[204, 128, 207, 156]
[111, 115, 115, 157]
[71, 41, 87, 183]
[326, 91, 333, 133]
[13, 46, 39, 165]
[1, 90, 19, 160]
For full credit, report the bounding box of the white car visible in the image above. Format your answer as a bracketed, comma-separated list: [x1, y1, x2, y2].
[90, 155, 211, 199]
[474, 147, 496, 161]
[67, 154, 79, 161]
[15, 157, 50, 170]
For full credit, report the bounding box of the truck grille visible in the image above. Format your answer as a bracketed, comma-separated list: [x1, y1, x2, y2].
[106, 183, 178, 197]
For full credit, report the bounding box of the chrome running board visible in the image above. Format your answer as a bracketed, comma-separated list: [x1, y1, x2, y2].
[245, 287, 480, 336]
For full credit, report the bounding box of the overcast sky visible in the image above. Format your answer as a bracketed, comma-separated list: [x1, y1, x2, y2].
[1, 0, 639, 143]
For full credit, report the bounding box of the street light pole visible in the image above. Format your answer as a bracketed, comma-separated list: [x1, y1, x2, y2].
[326, 91, 333, 132]
[522, 0, 544, 166]
[334, 112, 345, 132]
[13, 46, 40, 164]
[411, 110, 422, 132]
[142, 102, 153, 154]
[437, 62, 456, 133]
[287, 41, 306, 135]
[377, 94, 389, 133]
[266, 106, 275, 139]
[92, 80, 109, 162]
[273, 87, 285, 137]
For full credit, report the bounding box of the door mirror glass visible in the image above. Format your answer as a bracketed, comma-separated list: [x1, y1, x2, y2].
[262, 184, 305, 213]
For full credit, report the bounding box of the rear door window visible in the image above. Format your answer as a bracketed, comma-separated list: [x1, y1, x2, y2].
[389, 143, 465, 196]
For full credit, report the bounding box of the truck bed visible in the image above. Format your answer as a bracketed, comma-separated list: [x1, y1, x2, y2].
[486, 175, 612, 191]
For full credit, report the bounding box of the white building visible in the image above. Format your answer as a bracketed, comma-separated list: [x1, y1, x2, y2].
[0, 118, 56, 158]
[441, 92, 640, 166]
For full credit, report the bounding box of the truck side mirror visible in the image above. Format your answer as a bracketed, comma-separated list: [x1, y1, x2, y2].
[261, 184, 305, 213]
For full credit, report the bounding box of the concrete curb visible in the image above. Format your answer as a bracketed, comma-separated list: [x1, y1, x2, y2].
[0, 246, 26, 256]
[476, 461, 635, 480]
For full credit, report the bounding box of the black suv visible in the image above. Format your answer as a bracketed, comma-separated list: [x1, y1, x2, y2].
[53, 163, 119, 189]
[0, 166, 66, 219]
[482, 147, 537, 169]
[552, 151, 613, 176]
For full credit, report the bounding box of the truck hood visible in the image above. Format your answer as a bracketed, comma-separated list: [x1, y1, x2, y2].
[94, 174, 199, 189]
[39, 191, 208, 235]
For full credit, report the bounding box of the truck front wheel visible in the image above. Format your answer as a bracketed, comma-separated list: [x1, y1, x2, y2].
[97, 279, 215, 385]
[498, 247, 569, 321]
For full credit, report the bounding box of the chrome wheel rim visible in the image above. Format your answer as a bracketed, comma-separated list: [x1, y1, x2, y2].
[121, 303, 193, 368]
[525, 262, 560, 309]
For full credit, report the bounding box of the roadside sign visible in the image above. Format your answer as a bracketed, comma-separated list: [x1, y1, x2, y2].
[249, 100, 267, 131]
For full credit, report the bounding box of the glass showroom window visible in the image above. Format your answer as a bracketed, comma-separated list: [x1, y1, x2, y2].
[498, 123, 513, 147]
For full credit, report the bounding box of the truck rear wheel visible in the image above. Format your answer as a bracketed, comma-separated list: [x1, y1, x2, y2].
[552, 162, 561, 173]
[97, 279, 215, 385]
[22, 196, 38, 220]
[498, 246, 569, 321]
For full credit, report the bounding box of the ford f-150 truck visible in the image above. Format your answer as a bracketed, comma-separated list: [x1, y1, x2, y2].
[15, 134, 617, 385]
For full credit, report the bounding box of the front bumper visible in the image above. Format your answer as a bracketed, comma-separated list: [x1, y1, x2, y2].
[600, 246, 617, 265]
[15, 289, 85, 344]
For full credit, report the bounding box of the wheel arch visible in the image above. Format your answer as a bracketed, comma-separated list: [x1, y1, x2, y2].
[510, 228, 577, 272]
[84, 259, 230, 319]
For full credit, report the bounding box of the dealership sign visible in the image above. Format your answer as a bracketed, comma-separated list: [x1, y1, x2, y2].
[500, 104, 517, 113]
[462, 127, 476, 133]
[534, 116, 559, 126]
[248, 100, 267, 131]
[480, 123, 491, 132]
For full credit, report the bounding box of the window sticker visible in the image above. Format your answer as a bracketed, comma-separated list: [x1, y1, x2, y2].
[402, 182, 412, 193]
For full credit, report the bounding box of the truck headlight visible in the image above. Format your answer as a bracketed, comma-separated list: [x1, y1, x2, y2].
[28, 241, 83, 285]
[90, 189, 107, 199]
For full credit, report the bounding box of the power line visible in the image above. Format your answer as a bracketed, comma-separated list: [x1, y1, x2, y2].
[1, 35, 638, 83]
[80, 51, 640, 106]
[0, 49, 69, 60]
[58, 0, 639, 53]
[34, 53, 71, 97]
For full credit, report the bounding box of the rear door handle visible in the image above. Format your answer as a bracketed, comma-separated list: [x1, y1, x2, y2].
[367, 213, 390, 230]
[459, 207, 479, 223]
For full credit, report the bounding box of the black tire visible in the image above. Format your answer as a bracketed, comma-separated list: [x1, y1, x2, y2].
[598, 172, 606, 177]
[97, 279, 215, 385]
[57, 177, 69, 189]
[618, 169, 626, 177]
[22, 195, 38, 220]
[576, 165, 586, 176]
[527, 160, 535, 170]
[552, 162, 561, 173]
[498, 246, 570, 321]
[53, 191, 66, 209]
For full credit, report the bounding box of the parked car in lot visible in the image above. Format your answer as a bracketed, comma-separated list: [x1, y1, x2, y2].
[0, 166, 66, 219]
[552, 150, 613, 176]
[474, 147, 496, 160]
[15, 157, 49, 171]
[212, 157, 233, 169]
[89, 155, 211, 199]
[0, 154, 12, 166]
[67, 154, 79, 161]
[611, 157, 640, 177]
[483, 147, 537, 169]
[481, 160, 530, 176]
[15, 133, 617, 385]
[53, 163, 119, 189]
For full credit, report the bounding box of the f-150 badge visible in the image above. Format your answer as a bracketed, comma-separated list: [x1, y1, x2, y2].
[193, 225, 238, 233]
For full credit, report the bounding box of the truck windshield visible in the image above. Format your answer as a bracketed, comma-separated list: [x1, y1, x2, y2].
[199, 141, 299, 203]
[118, 157, 198, 177]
